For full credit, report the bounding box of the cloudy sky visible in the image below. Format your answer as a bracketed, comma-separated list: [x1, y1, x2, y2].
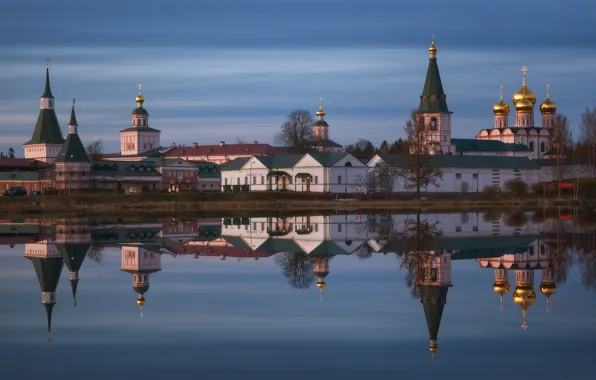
[1, 0, 595, 154]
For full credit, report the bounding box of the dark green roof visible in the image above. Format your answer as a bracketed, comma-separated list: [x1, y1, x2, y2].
[55, 133, 90, 163]
[420, 286, 449, 341]
[0, 172, 40, 181]
[223, 235, 253, 250]
[193, 162, 221, 178]
[314, 120, 329, 127]
[91, 160, 161, 177]
[41, 68, 54, 98]
[377, 154, 540, 169]
[28, 256, 64, 293]
[119, 126, 161, 133]
[68, 105, 78, 126]
[256, 155, 304, 168]
[57, 243, 90, 272]
[25, 109, 65, 145]
[310, 241, 347, 256]
[257, 238, 304, 253]
[418, 57, 450, 113]
[452, 138, 530, 152]
[132, 107, 148, 115]
[133, 285, 149, 294]
[221, 157, 250, 171]
[308, 152, 349, 166]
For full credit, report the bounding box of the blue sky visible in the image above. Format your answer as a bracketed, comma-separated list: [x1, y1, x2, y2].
[1, 0, 596, 154]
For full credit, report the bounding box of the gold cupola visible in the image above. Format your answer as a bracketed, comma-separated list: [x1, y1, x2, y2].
[429, 39, 437, 55]
[493, 85, 510, 115]
[540, 84, 557, 114]
[515, 97, 533, 112]
[316, 98, 326, 117]
[513, 66, 536, 106]
[494, 281, 510, 311]
[136, 84, 145, 106]
[513, 290, 536, 331]
[540, 282, 557, 312]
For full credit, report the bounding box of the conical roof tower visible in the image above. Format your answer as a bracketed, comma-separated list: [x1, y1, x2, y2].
[27, 255, 64, 341]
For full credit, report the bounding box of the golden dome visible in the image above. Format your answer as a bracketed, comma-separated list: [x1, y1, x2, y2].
[540, 85, 556, 114]
[316, 281, 327, 289]
[429, 343, 438, 355]
[137, 297, 146, 306]
[493, 281, 510, 295]
[493, 99, 510, 115]
[540, 283, 557, 296]
[316, 99, 326, 117]
[515, 97, 533, 112]
[136, 84, 145, 106]
[513, 290, 536, 308]
[429, 38, 437, 55]
[513, 85, 536, 105]
[514, 285, 534, 298]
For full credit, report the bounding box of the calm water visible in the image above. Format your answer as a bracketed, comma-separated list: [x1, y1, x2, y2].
[0, 212, 595, 379]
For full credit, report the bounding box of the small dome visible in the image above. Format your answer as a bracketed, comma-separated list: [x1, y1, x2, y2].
[136, 94, 145, 105]
[316, 104, 326, 117]
[540, 97, 557, 114]
[493, 99, 510, 115]
[514, 285, 534, 298]
[513, 290, 537, 308]
[316, 281, 326, 290]
[540, 282, 557, 296]
[132, 107, 149, 116]
[493, 281, 510, 295]
[429, 40, 437, 55]
[137, 296, 146, 306]
[513, 85, 536, 106]
[515, 97, 533, 112]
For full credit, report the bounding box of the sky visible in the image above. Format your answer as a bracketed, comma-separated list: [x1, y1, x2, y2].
[1, 0, 596, 155]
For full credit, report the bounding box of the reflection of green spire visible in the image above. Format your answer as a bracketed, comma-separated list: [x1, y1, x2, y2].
[420, 285, 449, 361]
[57, 243, 91, 306]
[28, 257, 63, 293]
[44, 303, 54, 341]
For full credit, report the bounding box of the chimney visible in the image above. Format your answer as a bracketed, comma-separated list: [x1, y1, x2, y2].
[220, 141, 225, 147]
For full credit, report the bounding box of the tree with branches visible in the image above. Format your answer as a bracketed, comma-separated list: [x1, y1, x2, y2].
[86, 139, 104, 161]
[273, 252, 315, 289]
[580, 107, 596, 177]
[399, 111, 442, 197]
[549, 114, 573, 183]
[7, 147, 15, 158]
[275, 110, 314, 153]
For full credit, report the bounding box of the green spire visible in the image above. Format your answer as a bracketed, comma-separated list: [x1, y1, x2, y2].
[28, 257, 64, 293]
[418, 40, 450, 114]
[420, 285, 449, 341]
[69, 99, 78, 127]
[41, 62, 54, 99]
[57, 242, 91, 306]
[44, 303, 55, 341]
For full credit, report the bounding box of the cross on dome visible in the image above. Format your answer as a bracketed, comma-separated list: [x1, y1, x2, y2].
[521, 66, 528, 85]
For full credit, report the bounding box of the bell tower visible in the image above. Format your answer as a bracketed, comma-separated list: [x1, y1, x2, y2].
[120, 85, 161, 156]
[418, 37, 452, 155]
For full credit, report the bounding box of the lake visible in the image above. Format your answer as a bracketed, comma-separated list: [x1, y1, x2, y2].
[0, 211, 594, 379]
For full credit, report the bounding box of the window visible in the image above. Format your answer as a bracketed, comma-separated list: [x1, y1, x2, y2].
[261, 176, 264, 185]
[430, 117, 437, 130]
[540, 244, 545, 255]
[473, 174, 478, 179]
[288, 176, 292, 185]
[186, 183, 191, 190]
[338, 175, 342, 184]
[540, 142, 545, 153]
[244, 177, 248, 185]
[456, 226, 462, 232]
[314, 176, 318, 184]
[529, 142, 534, 151]
[225, 178, 228, 185]
[237, 178, 240, 185]
[455, 174, 461, 179]
[252, 176, 256, 185]
[338, 224, 342, 232]
[314, 223, 318, 232]
[430, 268, 438, 281]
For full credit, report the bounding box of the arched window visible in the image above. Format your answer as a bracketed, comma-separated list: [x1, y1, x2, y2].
[344, 162, 352, 167]
[430, 117, 437, 130]
[529, 141, 534, 151]
[540, 142, 545, 153]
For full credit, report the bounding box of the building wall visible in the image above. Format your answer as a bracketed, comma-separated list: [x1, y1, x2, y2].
[24, 144, 62, 163]
[120, 131, 160, 156]
[55, 163, 91, 190]
[0, 180, 49, 192]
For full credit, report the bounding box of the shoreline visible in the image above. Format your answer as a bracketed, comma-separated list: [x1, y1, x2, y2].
[0, 192, 585, 217]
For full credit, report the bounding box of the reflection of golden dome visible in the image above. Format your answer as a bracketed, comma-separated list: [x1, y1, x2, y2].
[540, 97, 557, 114]
[493, 281, 510, 295]
[316, 281, 326, 290]
[515, 97, 533, 112]
[513, 290, 536, 308]
[493, 99, 510, 115]
[137, 296, 146, 306]
[540, 282, 557, 296]
[514, 285, 534, 298]
[430, 343, 438, 355]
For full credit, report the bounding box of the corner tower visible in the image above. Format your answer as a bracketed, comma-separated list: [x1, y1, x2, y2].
[24, 60, 65, 163]
[120, 85, 161, 156]
[418, 38, 452, 154]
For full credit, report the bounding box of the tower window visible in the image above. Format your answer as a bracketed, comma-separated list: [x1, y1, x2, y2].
[540, 142, 545, 153]
[430, 117, 437, 130]
[431, 95, 436, 102]
[529, 142, 534, 151]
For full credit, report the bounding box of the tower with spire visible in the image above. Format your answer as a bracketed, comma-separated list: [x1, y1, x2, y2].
[24, 237, 64, 341]
[312, 99, 342, 152]
[23, 60, 65, 163]
[416, 252, 452, 362]
[539, 268, 557, 312]
[418, 37, 453, 155]
[55, 99, 91, 191]
[55, 218, 92, 306]
[120, 246, 162, 317]
[120, 85, 161, 156]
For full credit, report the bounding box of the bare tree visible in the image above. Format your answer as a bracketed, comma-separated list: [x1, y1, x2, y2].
[400, 111, 442, 197]
[273, 252, 315, 289]
[237, 138, 248, 144]
[7, 147, 15, 158]
[274, 110, 314, 153]
[86, 139, 104, 161]
[580, 107, 596, 176]
[376, 165, 402, 197]
[550, 114, 573, 183]
[87, 245, 105, 263]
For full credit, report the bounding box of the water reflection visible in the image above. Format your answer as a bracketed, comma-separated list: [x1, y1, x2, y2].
[4, 211, 596, 365]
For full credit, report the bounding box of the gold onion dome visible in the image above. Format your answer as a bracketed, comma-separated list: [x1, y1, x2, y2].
[316, 281, 327, 290]
[429, 39, 437, 55]
[514, 284, 534, 298]
[513, 290, 537, 308]
[515, 97, 533, 112]
[493, 100, 510, 115]
[513, 66, 536, 105]
[316, 104, 326, 117]
[493, 281, 510, 295]
[540, 85, 557, 114]
[137, 297, 146, 306]
[136, 84, 145, 105]
[540, 282, 557, 296]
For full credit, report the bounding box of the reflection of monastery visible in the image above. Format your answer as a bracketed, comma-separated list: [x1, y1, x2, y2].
[15, 212, 572, 353]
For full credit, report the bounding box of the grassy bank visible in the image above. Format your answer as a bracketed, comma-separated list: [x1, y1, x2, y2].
[0, 191, 586, 217]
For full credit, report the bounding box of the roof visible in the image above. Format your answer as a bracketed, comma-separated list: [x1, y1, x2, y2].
[313, 139, 343, 148]
[314, 120, 329, 127]
[100, 147, 164, 159]
[310, 241, 348, 256]
[220, 157, 250, 171]
[0, 158, 52, 170]
[193, 162, 221, 178]
[132, 107, 149, 116]
[421, 286, 448, 341]
[164, 143, 290, 158]
[452, 138, 530, 152]
[479, 127, 547, 135]
[55, 133, 90, 163]
[57, 243, 91, 272]
[91, 160, 162, 177]
[25, 109, 65, 145]
[256, 154, 304, 168]
[0, 172, 40, 181]
[28, 256, 64, 293]
[41, 68, 54, 98]
[308, 152, 348, 166]
[119, 126, 161, 133]
[376, 154, 540, 170]
[418, 56, 450, 113]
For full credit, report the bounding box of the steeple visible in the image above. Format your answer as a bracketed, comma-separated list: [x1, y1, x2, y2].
[57, 242, 91, 307]
[421, 285, 449, 362]
[68, 99, 78, 134]
[312, 255, 330, 301]
[42, 59, 54, 99]
[313, 98, 330, 141]
[27, 256, 64, 341]
[419, 36, 450, 114]
[55, 100, 91, 164]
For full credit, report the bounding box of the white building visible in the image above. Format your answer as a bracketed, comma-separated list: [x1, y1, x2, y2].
[221, 152, 368, 193]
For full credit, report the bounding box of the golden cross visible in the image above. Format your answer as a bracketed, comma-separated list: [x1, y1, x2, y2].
[431, 33, 435, 43]
[499, 84, 503, 100]
[546, 83, 550, 98]
[138, 84, 142, 95]
[319, 97, 323, 107]
[521, 66, 528, 85]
